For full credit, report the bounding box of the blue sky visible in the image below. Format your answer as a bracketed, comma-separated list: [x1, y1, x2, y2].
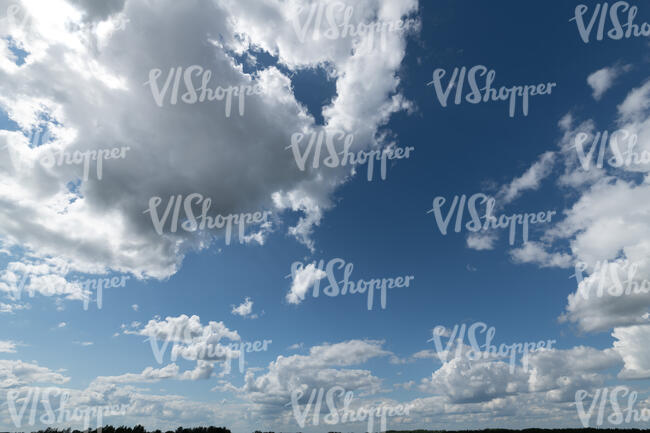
[1, 0, 650, 432]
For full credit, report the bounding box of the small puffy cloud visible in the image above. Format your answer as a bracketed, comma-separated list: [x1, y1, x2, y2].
[587, 66, 628, 100]
[231, 297, 254, 317]
[0, 340, 17, 353]
[509, 242, 573, 268]
[131, 304, 139, 311]
[466, 232, 497, 251]
[286, 263, 326, 304]
[93, 363, 181, 384]
[57, 321, 66, 328]
[412, 349, 441, 361]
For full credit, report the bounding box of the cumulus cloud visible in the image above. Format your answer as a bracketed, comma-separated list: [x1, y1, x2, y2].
[525, 346, 621, 402]
[613, 325, 650, 379]
[122, 314, 243, 380]
[416, 345, 620, 405]
[224, 339, 390, 417]
[419, 356, 528, 403]
[0, 259, 85, 305]
[0, 0, 418, 289]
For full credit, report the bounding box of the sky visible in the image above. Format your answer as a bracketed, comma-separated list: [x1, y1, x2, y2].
[1, 0, 650, 432]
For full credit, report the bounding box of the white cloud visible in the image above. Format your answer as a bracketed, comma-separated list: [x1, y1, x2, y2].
[531, 79, 650, 334]
[525, 346, 621, 402]
[124, 314, 241, 380]
[93, 363, 181, 384]
[131, 303, 139, 311]
[224, 339, 390, 416]
[411, 349, 441, 360]
[466, 232, 497, 251]
[0, 260, 85, 305]
[286, 262, 326, 304]
[419, 356, 528, 403]
[587, 65, 628, 100]
[618, 79, 650, 122]
[613, 325, 650, 379]
[0, 359, 70, 388]
[0, 0, 417, 284]
[231, 297, 254, 317]
[0, 302, 28, 313]
[0, 340, 17, 353]
[417, 346, 620, 405]
[464, 151, 556, 251]
[509, 242, 573, 268]
[497, 152, 556, 204]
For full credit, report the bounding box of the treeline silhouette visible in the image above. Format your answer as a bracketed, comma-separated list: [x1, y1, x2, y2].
[19, 428, 650, 433]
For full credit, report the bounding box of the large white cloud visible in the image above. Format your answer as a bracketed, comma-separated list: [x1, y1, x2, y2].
[0, 0, 418, 292]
